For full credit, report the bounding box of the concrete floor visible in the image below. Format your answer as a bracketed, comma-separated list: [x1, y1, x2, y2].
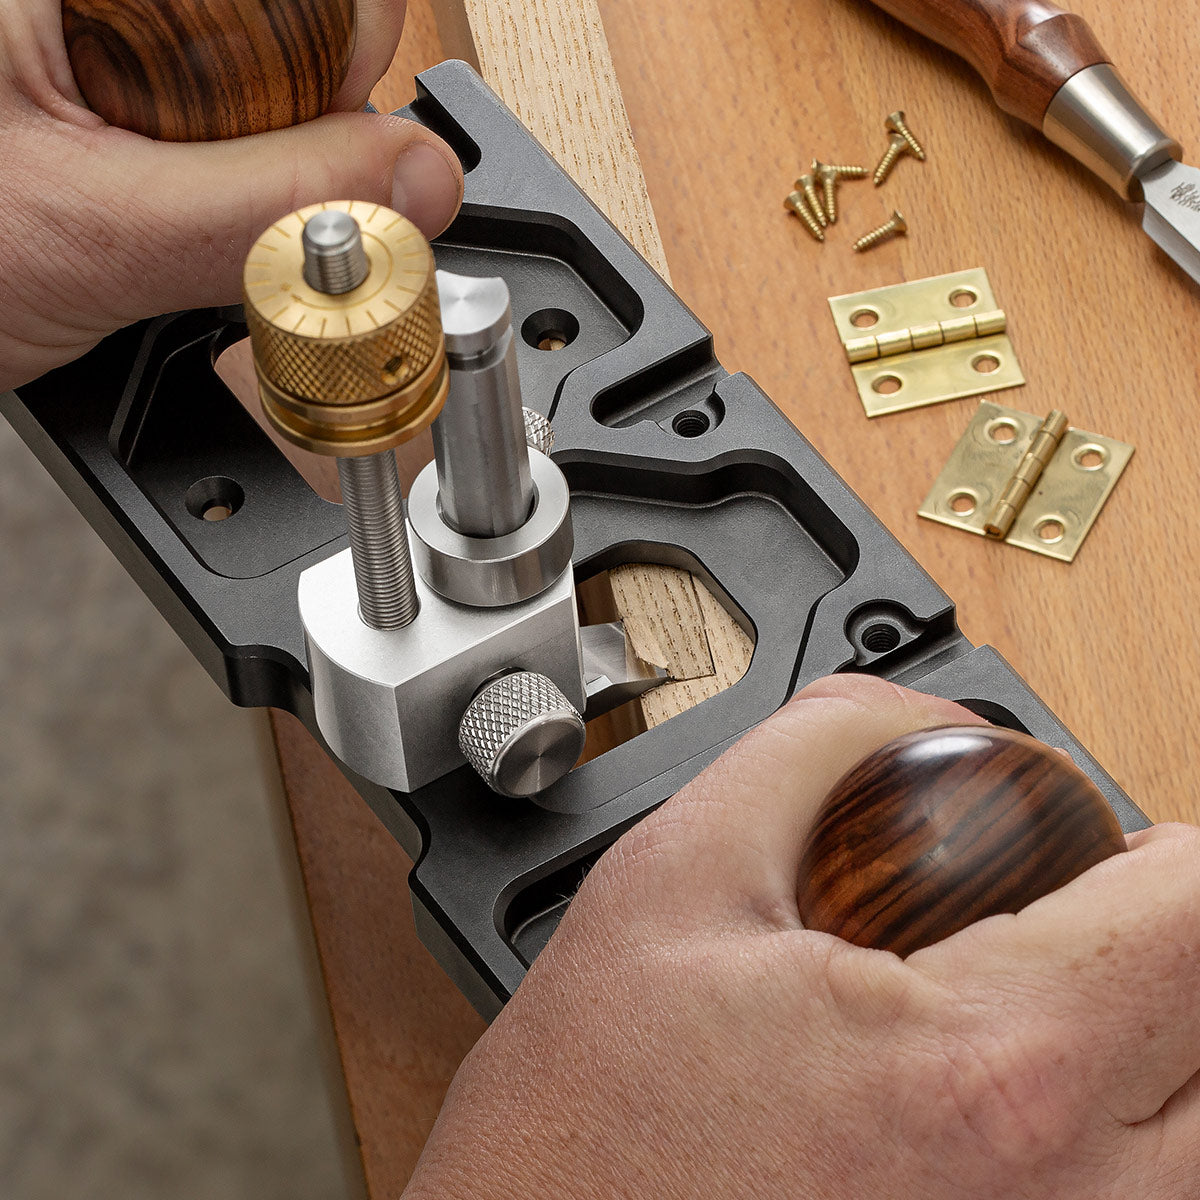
[0, 420, 346, 1199]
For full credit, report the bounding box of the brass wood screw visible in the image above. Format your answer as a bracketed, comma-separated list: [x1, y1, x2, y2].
[812, 164, 837, 224]
[815, 161, 870, 179]
[886, 110, 926, 161]
[853, 209, 907, 252]
[811, 160, 866, 225]
[784, 190, 825, 241]
[873, 132, 914, 186]
[797, 172, 827, 227]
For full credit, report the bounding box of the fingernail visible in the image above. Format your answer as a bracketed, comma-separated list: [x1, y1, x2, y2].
[392, 142, 462, 237]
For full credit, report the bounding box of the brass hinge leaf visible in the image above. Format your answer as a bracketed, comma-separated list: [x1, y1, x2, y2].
[829, 269, 1026, 416]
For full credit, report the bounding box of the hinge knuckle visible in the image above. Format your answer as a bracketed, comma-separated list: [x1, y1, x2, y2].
[829, 270, 1026, 416]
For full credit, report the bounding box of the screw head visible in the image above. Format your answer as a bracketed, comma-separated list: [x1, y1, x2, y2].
[890, 209, 907, 233]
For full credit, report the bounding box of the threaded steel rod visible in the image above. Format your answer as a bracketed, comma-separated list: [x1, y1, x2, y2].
[338, 453, 420, 629]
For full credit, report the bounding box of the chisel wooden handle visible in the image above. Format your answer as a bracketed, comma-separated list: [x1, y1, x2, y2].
[62, 0, 356, 141]
[866, 0, 1108, 128]
[864, 0, 1182, 199]
[797, 725, 1126, 956]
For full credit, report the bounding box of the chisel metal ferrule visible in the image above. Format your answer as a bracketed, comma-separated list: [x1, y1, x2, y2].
[1042, 64, 1180, 201]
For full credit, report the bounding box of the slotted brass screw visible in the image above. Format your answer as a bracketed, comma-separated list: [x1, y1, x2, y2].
[814, 160, 869, 179]
[812, 162, 842, 224]
[886, 110, 926, 161]
[784, 190, 825, 242]
[797, 172, 827, 227]
[853, 209, 907, 252]
[873, 132, 915, 186]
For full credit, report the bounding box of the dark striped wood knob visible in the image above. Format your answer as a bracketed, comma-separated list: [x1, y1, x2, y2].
[797, 726, 1126, 956]
[63, 0, 356, 142]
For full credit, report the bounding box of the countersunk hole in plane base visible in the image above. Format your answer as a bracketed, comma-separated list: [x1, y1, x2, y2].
[523, 308, 580, 352]
[185, 476, 245, 523]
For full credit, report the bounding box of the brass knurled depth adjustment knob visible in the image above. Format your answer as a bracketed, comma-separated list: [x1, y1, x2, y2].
[244, 200, 448, 458]
[244, 201, 449, 631]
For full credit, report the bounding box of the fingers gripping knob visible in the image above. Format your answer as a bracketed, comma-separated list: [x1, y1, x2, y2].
[796, 726, 1127, 956]
[459, 673, 586, 799]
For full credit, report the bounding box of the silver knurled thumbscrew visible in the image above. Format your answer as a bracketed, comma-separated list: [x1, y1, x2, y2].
[459, 672, 586, 799]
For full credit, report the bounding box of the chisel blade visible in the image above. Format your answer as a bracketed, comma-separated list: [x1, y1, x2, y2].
[1141, 159, 1200, 286]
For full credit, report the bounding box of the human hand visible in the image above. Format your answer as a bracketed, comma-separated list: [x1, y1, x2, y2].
[0, 0, 462, 392]
[406, 675, 1199, 1199]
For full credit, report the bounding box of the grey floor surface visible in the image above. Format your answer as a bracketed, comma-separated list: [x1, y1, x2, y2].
[0, 419, 346, 1199]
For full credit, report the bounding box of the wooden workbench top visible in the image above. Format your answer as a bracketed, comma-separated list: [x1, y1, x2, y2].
[275, 0, 1200, 1192]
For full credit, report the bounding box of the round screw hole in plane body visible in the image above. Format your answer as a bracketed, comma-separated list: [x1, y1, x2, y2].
[672, 410, 711, 438]
[185, 476, 245, 522]
[522, 308, 580, 352]
[860, 622, 902, 654]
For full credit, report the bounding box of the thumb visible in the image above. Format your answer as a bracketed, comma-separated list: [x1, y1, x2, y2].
[45, 110, 462, 329]
[594, 675, 990, 929]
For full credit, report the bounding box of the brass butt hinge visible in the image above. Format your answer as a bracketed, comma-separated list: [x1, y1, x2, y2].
[828, 268, 1025, 417]
[919, 401, 1134, 562]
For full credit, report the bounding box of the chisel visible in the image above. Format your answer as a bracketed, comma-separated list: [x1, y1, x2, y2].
[865, 0, 1200, 283]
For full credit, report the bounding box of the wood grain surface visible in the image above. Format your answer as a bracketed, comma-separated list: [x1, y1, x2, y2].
[865, 0, 1108, 127]
[276, 0, 1200, 1190]
[797, 726, 1126, 955]
[63, 0, 355, 140]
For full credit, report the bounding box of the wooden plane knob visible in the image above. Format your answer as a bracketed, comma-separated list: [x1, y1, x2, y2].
[797, 725, 1126, 955]
[62, 0, 356, 141]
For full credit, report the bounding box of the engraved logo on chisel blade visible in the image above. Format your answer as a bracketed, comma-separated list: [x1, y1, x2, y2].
[1169, 182, 1200, 212]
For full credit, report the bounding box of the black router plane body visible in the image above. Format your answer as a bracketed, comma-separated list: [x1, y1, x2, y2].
[3, 62, 1147, 1020]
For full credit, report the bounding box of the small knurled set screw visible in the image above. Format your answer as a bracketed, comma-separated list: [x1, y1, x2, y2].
[785, 109, 923, 250]
[873, 110, 926, 186]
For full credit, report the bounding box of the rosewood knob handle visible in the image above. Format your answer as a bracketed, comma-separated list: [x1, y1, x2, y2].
[863, 0, 1108, 129]
[797, 725, 1126, 956]
[62, 0, 356, 141]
